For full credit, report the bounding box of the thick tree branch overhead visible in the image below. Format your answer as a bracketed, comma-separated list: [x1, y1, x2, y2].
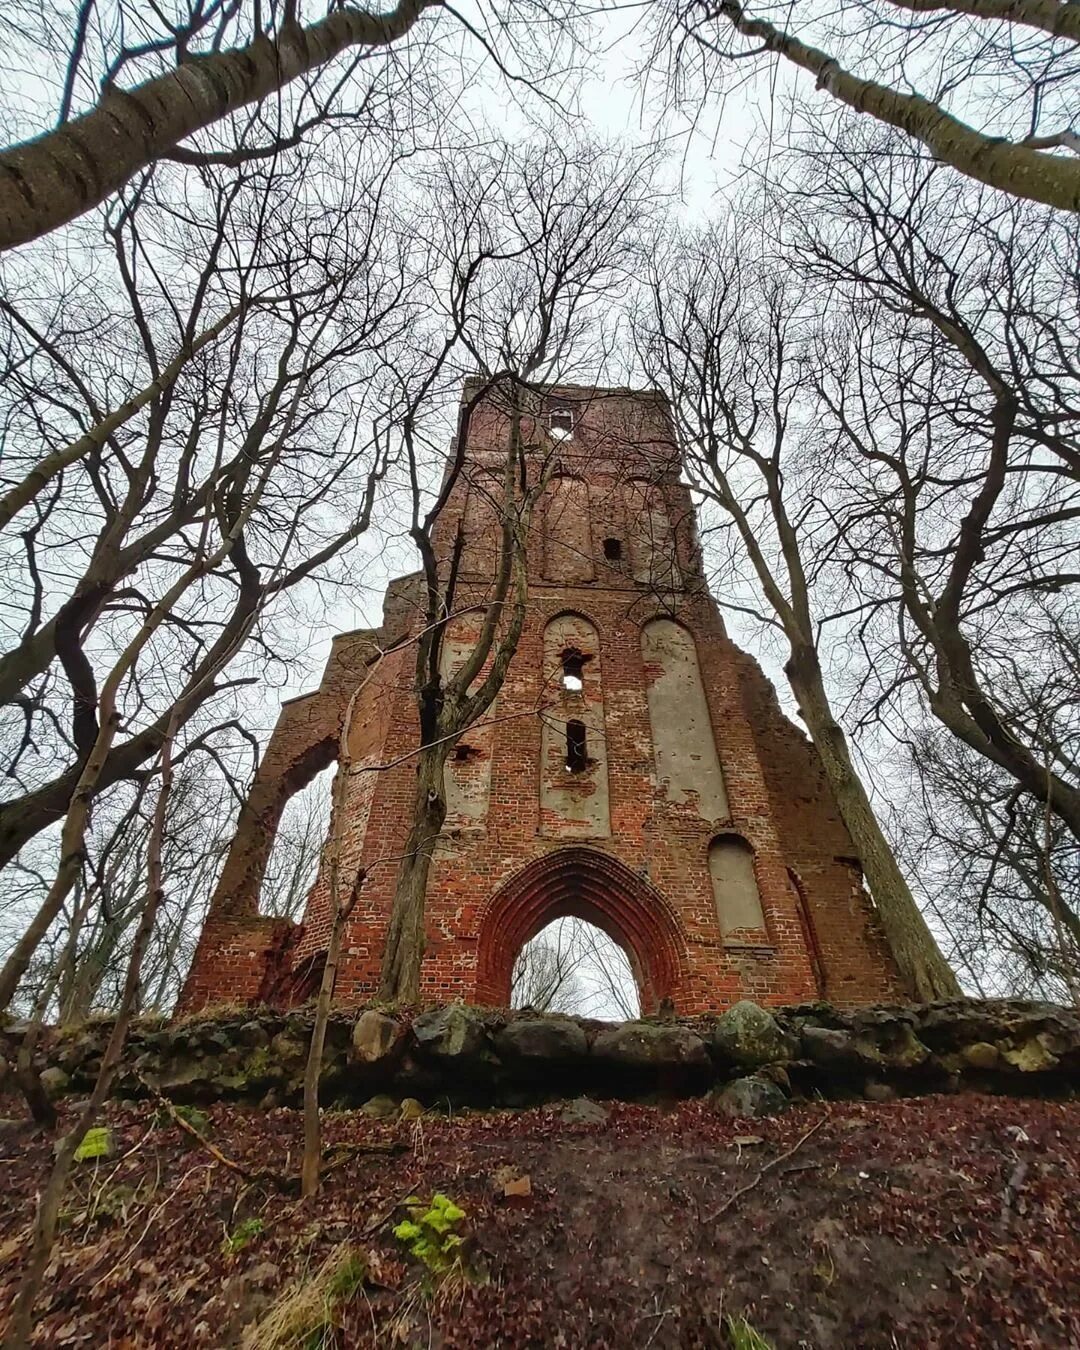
[654, 0, 1080, 212]
[0, 0, 437, 252]
[705, 0, 1080, 212]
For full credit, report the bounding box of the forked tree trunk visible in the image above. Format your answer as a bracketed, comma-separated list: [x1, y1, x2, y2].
[378, 745, 449, 1003]
[785, 643, 961, 1001]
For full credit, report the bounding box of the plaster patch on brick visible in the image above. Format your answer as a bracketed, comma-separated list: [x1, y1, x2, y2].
[641, 617, 729, 821]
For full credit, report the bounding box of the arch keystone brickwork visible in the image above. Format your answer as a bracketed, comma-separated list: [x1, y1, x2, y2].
[474, 847, 686, 1012]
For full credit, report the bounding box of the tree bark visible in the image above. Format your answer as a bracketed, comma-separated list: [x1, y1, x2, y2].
[785, 642, 962, 1000]
[0, 305, 241, 527]
[884, 0, 1080, 43]
[0, 1, 435, 252]
[715, 0, 1080, 212]
[0, 666, 221, 873]
[378, 745, 448, 1003]
[301, 867, 364, 1197]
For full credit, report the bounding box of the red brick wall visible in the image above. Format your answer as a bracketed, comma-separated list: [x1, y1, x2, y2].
[179, 384, 899, 1014]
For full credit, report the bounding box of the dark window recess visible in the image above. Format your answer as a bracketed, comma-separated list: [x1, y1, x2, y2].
[550, 408, 574, 439]
[565, 719, 588, 773]
[562, 650, 585, 693]
[454, 743, 480, 762]
[603, 537, 622, 561]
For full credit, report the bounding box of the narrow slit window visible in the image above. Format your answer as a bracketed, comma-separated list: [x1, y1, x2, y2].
[561, 650, 584, 693]
[565, 719, 588, 773]
[549, 408, 574, 440]
[603, 537, 622, 561]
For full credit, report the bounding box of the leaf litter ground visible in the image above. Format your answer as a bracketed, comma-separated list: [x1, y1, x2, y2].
[0, 1092, 1076, 1347]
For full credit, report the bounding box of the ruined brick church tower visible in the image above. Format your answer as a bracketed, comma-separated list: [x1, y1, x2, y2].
[180, 381, 899, 1015]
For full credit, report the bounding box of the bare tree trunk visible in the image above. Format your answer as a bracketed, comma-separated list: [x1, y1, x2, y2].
[785, 643, 961, 1000]
[883, 0, 1080, 42]
[0, 498, 268, 1010]
[2, 723, 176, 1349]
[378, 745, 449, 1003]
[13, 978, 58, 1130]
[1041, 751, 1080, 1008]
[0, 2, 434, 252]
[713, 0, 1080, 212]
[301, 867, 364, 1198]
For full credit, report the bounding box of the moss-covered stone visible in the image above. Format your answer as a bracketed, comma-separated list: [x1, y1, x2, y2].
[712, 1002, 791, 1069]
[1003, 1036, 1059, 1072]
[351, 1010, 406, 1067]
[710, 1075, 788, 1119]
[592, 1022, 710, 1071]
[361, 1094, 399, 1119]
[413, 1005, 493, 1065]
[961, 1041, 1001, 1070]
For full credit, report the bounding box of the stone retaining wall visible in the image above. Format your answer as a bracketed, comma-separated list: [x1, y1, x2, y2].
[6, 999, 1079, 1113]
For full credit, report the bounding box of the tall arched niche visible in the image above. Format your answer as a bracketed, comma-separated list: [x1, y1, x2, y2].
[709, 834, 767, 937]
[543, 476, 594, 583]
[640, 617, 728, 820]
[539, 612, 610, 837]
[624, 478, 681, 593]
[439, 614, 494, 827]
[459, 473, 503, 577]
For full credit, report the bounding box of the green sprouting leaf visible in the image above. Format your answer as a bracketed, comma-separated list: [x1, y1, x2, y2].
[73, 1127, 112, 1161]
[433, 1196, 465, 1222]
[175, 1105, 210, 1134]
[393, 1191, 468, 1275]
[221, 1216, 265, 1255]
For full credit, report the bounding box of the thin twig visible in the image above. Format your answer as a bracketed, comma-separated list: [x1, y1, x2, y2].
[320, 1139, 410, 1177]
[136, 1074, 297, 1195]
[705, 1118, 826, 1224]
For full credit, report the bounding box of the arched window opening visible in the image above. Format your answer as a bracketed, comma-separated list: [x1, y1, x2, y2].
[541, 614, 609, 837]
[549, 407, 574, 440]
[708, 834, 767, 937]
[565, 719, 588, 773]
[476, 847, 683, 1011]
[511, 916, 640, 1019]
[259, 764, 334, 919]
[561, 649, 585, 693]
[603, 537, 623, 561]
[440, 617, 494, 825]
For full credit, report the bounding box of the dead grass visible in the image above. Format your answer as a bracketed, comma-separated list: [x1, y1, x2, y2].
[726, 1315, 774, 1349]
[170, 1001, 264, 1027]
[241, 1243, 367, 1349]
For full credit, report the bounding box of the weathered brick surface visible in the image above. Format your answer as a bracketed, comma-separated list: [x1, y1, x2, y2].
[179, 384, 899, 1015]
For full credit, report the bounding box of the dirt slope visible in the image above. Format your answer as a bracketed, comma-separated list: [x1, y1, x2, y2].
[0, 1092, 1076, 1347]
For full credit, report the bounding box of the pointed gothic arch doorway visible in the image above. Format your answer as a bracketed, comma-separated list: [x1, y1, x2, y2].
[474, 848, 687, 1012]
